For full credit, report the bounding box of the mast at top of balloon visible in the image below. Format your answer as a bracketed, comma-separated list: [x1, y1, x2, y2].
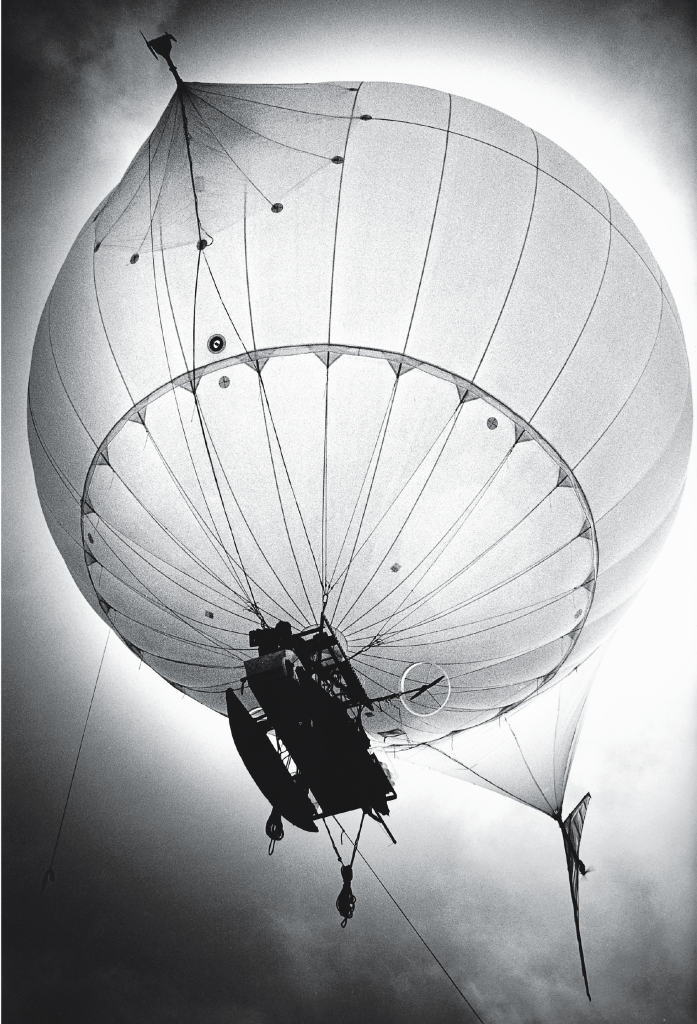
[141, 31, 182, 86]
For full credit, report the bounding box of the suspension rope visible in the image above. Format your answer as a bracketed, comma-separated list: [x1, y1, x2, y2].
[334, 819, 487, 1023]
[323, 813, 367, 927]
[41, 631, 110, 893]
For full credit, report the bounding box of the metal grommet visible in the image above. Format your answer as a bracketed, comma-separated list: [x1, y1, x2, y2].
[271, 203, 283, 213]
[94, 242, 101, 252]
[331, 156, 344, 164]
[87, 533, 94, 544]
[197, 239, 209, 250]
[360, 114, 372, 121]
[130, 254, 139, 264]
[487, 417, 498, 430]
[208, 334, 226, 354]
[219, 376, 230, 389]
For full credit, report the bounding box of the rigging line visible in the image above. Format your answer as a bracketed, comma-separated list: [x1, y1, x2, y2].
[113, 604, 249, 649]
[560, 699, 589, 799]
[101, 612, 243, 675]
[326, 379, 397, 589]
[259, 378, 325, 587]
[241, 192, 315, 619]
[47, 275, 244, 605]
[102, 468, 255, 607]
[183, 91, 272, 203]
[189, 94, 334, 207]
[191, 398, 312, 627]
[241, 189, 322, 606]
[336, 401, 467, 630]
[188, 89, 334, 161]
[322, 817, 344, 864]
[41, 631, 110, 894]
[93, 235, 243, 597]
[191, 264, 309, 622]
[346, 582, 578, 647]
[529, 188, 613, 422]
[329, 398, 464, 620]
[176, 108, 262, 621]
[88, 533, 247, 658]
[506, 719, 556, 815]
[342, 436, 517, 637]
[375, 627, 570, 673]
[256, 375, 317, 620]
[400, 93, 452, 360]
[202, 254, 248, 350]
[551, 680, 564, 811]
[187, 86, 357, 121]
[360, 482, 580, 636]
[97, 443, 250, 605]
[321, 84, 361, 604]
[150, 207, 249, 598]
[157, 248, 247, 590]
[95, 101, 176, 249]
[321, 356, 330, 600]
[333, 819, 487, 1024]
[135, 105, 181, 252]
[471, 129, 540, 383]
[328, 99, 450, 616]
[369, 533, 581, 643]
[572, 288, 666, 471]
[243, 189, 258, 354]
[326, 376, 401, 618]
[348, 661, 394, 695]
[86, 505, 258, 643]
[348, 586, 578, 655]
[416, 742, 530, 808]
[94, 513, 265, 624]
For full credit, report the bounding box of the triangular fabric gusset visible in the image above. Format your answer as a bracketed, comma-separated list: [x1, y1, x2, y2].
[455, 383, 479, 404]
[514, 424, 533, 444]
[128, 408, 147, 427]
[254, 356, 269, 373]
[125, 640, 143, 660]
[178, 370, 202, 394]
[82, 499, 96, 517]
[578, 521, 592, 540]
[85, 551, 98, 567]
[98, 598, 113, 616]
[314, 351, 342, 369]
[567, 625, 583, 642]
[96, 449, 110, 467]
[557, 467, 573, 488]
[580, 572, 595, 592]
[386, 359, 415, 378]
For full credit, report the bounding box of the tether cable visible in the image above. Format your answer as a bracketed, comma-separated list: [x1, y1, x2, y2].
[335, 819, 487, 1023]
[41, 631, 110, 893]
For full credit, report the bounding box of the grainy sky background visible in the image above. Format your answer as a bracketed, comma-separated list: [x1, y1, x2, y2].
[2, 1, 696, 1022]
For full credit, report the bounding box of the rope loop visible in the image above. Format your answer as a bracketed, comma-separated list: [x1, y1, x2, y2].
[336, 864, 356, 926]
[266, 809, 284, 855]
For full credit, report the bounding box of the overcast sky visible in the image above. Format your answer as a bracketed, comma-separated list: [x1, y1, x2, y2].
[3, 1, 696, 1022]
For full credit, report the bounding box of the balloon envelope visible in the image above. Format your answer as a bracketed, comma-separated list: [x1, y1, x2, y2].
[28, 81, 692, 747]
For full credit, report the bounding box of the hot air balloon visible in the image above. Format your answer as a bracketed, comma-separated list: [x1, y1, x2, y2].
[28, 54, 692, 999]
